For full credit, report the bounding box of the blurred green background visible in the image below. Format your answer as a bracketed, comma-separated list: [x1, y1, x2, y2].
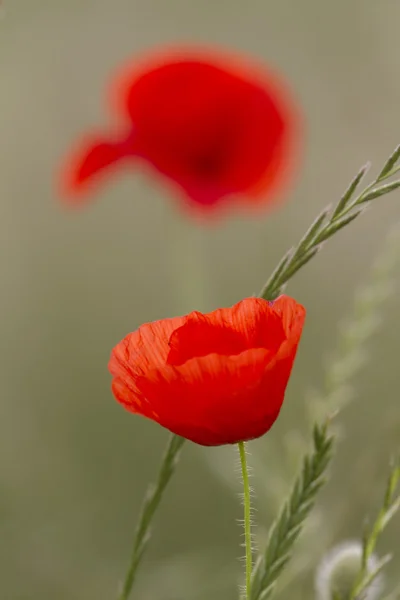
[1, 1, 400, 599]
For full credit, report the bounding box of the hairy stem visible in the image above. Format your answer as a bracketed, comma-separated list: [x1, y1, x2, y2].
[239, 441, 252, 600]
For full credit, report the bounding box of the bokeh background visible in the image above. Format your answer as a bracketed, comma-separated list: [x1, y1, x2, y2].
[1, 1, 400, 599]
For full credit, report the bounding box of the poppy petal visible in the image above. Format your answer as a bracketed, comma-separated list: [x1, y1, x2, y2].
[136, 348, 274, 445]
[109, 295, 306, 445]
[229, 297, 287, 350]
[60, 133, 132, 200]
[72, 45, 300, 214]
[109, 317, 183, 419]
[109, 315, 185, 379]
[167, 310, 247, 365]
[271, 295, 306, 338]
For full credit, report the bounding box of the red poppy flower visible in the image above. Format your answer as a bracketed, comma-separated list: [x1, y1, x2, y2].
[60, 46, 300, 216]
[108, 295, 305, 446]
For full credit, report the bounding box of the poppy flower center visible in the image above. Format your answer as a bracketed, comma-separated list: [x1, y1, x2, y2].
[192, 149, 225, 179]
[185, 123, 236, 181]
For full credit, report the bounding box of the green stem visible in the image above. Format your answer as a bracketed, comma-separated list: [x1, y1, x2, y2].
[238, 441, 252, 600]
[117, 434, 185, 600]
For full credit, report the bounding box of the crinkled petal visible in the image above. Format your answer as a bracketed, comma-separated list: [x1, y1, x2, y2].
[271, 295, 306, 344]
[167, 297, 286, 365]
[229, 297, 286, 349]
[136, 348, 280, 445]
[167, 310, 246, 365]
[109, 295, 306, 445]
[108, 315, 185, 416]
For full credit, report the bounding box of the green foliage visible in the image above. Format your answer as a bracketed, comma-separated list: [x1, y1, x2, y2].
[249, 422, 334, 600]
[260, 145, 400, 301]
[117, 434, 185, 600]
[306, 221, 400, 425]
[348, 459, 400, 600]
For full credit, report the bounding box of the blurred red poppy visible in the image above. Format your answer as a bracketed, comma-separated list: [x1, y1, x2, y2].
[108, 295, 305, 445]
[59, 46, 300, 216]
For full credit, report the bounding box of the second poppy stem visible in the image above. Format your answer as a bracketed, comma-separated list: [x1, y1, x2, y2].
[238, 441, 252, 600]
